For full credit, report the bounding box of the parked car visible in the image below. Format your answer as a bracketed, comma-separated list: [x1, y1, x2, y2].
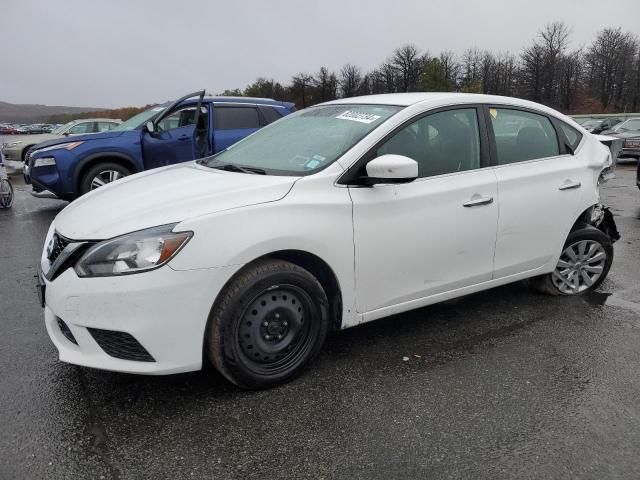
[601, 117, 640, 160]
[581, 117, 622, 134]
[38, 93, 619, 389]
[26, 91, 295, 200]
[0, 124, 19, 135]
[3, 118, 122, 163]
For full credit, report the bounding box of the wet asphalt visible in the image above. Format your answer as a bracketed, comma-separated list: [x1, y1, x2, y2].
[1, 162, 639, 480]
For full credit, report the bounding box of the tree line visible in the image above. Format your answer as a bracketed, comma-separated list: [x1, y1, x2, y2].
[221, 23, 640, 114]
[43, 22, 640, 122]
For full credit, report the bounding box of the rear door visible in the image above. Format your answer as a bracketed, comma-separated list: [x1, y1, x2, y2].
[213, 105, 261, 152]
[486, 106, 586, 278]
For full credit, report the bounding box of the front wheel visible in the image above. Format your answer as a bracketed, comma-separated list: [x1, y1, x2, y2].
[206, 259, 329, 389]
[79, 162, 131, 195]
[531, 226, 613, 295]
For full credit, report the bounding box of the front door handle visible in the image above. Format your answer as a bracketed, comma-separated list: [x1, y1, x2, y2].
[178, 135, 190, 141]
[463, 196, 494, 207]
[558, 180, 581, 191]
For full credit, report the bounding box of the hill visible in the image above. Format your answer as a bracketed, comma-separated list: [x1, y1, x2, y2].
[0, 101, 105, 123]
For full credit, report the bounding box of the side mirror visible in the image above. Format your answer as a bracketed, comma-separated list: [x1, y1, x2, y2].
[62, 132, 70, 137]
[363, 154, 418, 185]
[145, 121, 156, 134]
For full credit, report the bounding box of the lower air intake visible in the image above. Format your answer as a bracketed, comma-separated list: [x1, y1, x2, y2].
[87, 328, 155, 362]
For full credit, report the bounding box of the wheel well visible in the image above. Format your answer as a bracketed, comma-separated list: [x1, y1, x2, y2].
[22, 145, 36, 162]
[570, 205, 595, 232]
[76, 156, 136, 191]
[254, 250, 343, 330]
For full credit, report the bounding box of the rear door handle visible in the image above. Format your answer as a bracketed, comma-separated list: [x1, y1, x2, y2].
[463, 196, 494, 207]
[558, 181, 581, 191]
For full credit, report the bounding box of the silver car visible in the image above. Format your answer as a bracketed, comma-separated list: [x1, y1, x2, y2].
[2, 118, 121, 163]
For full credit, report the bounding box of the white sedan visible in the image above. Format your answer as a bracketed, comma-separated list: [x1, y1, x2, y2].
[39, 93, 618, 389]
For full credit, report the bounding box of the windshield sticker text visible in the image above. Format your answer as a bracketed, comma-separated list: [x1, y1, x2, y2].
[336, 111, 382, 124]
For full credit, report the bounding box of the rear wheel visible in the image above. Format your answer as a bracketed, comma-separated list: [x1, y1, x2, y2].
[531, 226, 613, 295]
[206, 259, 329, 389]
[79, 162, 131, 195]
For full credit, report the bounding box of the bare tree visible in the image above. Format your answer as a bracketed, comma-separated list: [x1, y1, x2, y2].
[339, 63, 362, 97]
[391, 44, 423, 92]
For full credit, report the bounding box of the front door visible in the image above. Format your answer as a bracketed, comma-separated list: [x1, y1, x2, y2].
[142, 104, 208, 170]
[349, 107, 498, 314]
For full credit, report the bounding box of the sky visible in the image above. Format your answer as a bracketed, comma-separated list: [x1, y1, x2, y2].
[1, 0, 639, 108]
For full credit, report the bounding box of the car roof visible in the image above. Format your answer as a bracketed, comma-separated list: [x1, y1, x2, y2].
[323, 92, 560, 111]
[73, 118, 122, 123]
[203, 96, 293, 107]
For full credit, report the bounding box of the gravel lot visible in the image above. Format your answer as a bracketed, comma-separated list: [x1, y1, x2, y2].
[1, 162, 639, 479]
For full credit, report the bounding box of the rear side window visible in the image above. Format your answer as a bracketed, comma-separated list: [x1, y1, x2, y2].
[558, 122, 582, 151]
[215, 107, 260, 130]
[68, 122, 95, 134]
[259, 106, 284, 125]
[489, 108, 559, 164]
[96, 122, 117, 132]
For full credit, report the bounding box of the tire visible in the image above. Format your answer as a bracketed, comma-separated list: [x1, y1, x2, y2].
[79, 162, 132, 195]
[206, 259, 329, 389]
[530, 226, 613, 296]
[0, 179, 14, 208]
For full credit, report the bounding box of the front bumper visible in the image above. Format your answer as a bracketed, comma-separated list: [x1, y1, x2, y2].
[42, 260, 240, 375]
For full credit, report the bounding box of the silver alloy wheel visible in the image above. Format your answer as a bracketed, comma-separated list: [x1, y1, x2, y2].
[90, 170, 123, 190]
[552, 240, 607, 294]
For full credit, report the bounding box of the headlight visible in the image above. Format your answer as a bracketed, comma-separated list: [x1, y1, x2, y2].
[74, 224, 192, 277]
[35, 141, 84, 154]
[33, 157, 56, 167]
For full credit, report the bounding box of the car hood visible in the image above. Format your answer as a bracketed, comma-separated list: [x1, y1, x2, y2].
[35, 130, 125, 150]
[54, 162, 298, 240]
[5, 133, 60, 145]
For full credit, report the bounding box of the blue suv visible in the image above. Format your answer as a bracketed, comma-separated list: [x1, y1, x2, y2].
[25, 91, 295, 200]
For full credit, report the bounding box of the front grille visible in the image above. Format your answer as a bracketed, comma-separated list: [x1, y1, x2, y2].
[57, 318, 77, 345]
[48, 233, 70, 264]
[87, 328, 155, 362]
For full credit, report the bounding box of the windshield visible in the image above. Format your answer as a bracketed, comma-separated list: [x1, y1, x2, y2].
[111, 105, 168, 131]
[582, 119, 603, 128]
[53, 121, 74, 135]
[199, 104, 402, 175]
[612, 119, 640, 132]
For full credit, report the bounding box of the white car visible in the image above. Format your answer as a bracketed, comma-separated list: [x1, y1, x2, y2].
[39, 93, 619, 389]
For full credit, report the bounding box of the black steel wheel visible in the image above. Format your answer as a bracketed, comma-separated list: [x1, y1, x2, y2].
[206, 259, 329, 389]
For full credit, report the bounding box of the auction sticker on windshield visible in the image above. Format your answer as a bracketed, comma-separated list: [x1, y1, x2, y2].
[336, 111, 382, 124]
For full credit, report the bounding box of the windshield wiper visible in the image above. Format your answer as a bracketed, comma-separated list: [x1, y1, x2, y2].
[211, 162, 266, 175]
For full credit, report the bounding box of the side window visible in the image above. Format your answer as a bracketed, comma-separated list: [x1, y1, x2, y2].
[489, 108, 559, 164]
[623, 119, 640, 132]
[258, 106, 283, 125]
[96, 122, 117, 132]
[68, 122, 94, 134]
[215, 107, 260, 130]
[157, 106, 203, 132]
[558, 122, 582, 151]
[376, 108, 481, 178]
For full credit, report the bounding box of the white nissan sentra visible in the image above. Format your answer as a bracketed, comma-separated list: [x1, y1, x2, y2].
[39, 93, 619, 389]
